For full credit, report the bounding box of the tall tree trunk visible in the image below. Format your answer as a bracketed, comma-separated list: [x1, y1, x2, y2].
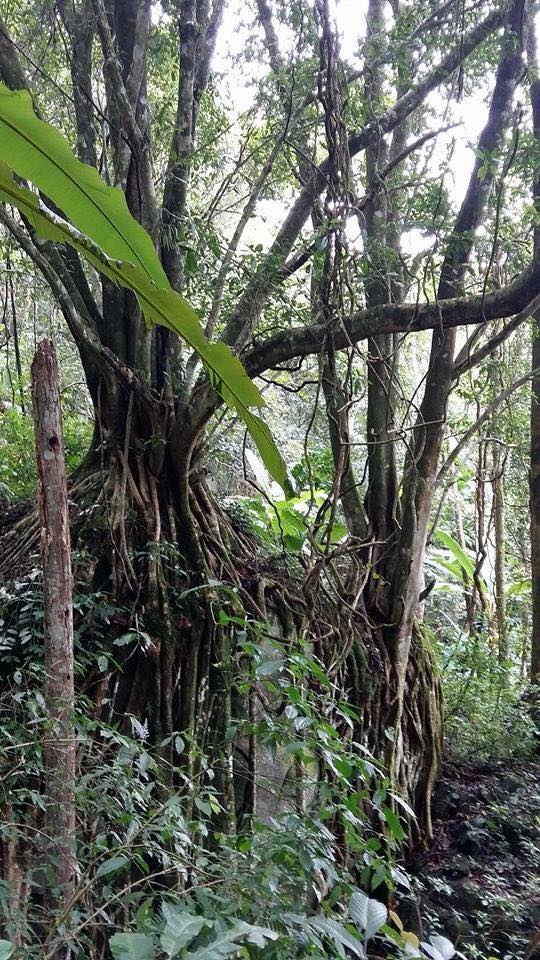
[529, 19, 540, 685]
[531, 323, 540, 682]
[32, 340, 77, 955]
[492, 440, 507, 661]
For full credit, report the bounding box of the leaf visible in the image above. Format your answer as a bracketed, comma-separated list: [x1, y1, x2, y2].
[160, 904, 207, 957]
[238, 922, 279, 947]
[109, 933, 156, 960]
[114, 632, 139, 647]
[241, 409, 294, 498]
[256, 659, 282, 677]
[431, 935, 455, 959]
[0, 161, 290, 494]
[0, 943, 14, 960]
[348, 890, 388, 940]
[506, 578, 531, 596]
[403, 931, 420, 948]
[422, 935, 455, 960]
[186, 922, 277, 959]
[383, 806, 406, 842]
[309, 918, 366, 957]
[96, 855, 129, 878]
[434, 531, 475, 580]
[184, 933, 244, 959]
[0, 84, 167, 288]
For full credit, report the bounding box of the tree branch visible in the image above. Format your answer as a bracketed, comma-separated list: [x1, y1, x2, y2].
[161, 0, 225, 290]
[218, 2, 510, 355]
[244, 256, 540, 376]
[438, 364, 540, 482]
[56, 0, 97, 167]
[453, 294, 540, 377]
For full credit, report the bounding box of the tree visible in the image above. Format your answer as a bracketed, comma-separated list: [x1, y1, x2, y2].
[31, 339, 77, 956]
[529, 19, 540, 685]
[0, 0, 538, 844]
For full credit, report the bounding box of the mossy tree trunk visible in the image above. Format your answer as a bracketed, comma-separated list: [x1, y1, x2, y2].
[32, 340, 77, 954]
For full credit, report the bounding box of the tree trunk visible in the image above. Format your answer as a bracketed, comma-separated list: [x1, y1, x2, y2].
[531, 323, 540, 682]
[32, 339, 77, 955]
[492, 441, 507, 661]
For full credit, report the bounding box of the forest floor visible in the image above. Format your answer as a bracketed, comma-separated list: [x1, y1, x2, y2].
[406, 758, 540, 959]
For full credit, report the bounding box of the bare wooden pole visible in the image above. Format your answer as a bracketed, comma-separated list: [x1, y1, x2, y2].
[531, 326, 540, 683]
[31, 339, 76, 948]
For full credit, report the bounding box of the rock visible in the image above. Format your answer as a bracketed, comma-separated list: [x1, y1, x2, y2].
[454, 819, 491, 855]
[446, 854, 471, 878]
[433, 780, 461, 820]
[447, 879, 486, 914]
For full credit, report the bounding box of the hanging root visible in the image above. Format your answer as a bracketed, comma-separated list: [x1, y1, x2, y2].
[0, 466, 443, 847]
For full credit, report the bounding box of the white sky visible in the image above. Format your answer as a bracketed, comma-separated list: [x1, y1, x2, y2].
[207, 0, 495, 254]
[153, 0, 534, 258]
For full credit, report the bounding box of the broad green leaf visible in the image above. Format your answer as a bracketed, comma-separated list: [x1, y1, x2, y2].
[96, 855, 129, 878]
[428, 935, 455, 959]
[227, 921, 278, 948]
[0, 942, 14, 960]
[0, 83, 167, 288]
[186, 922, 277, 959]
[160, 904, 207, 956]
[185, 933, 245, 959]
[434, 531, 475, 580]
[348, 890, 387, 940]
[382, 806, 406, 842]
[436, 558, 467, 583]
[421, 935, 455, 960]
[109, 933, 155, 960]
[309, 917, 366, 957]
[241, 409, 294, 498]
[255, 659, 282, 677]
[0, 164, 290, 493]
[506, 578, 531, 596]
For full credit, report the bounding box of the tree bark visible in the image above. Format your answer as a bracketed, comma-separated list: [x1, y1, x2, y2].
[31, 340, 77, 952]
[528, 12, 540, 685]
[531, 322, 540, 682]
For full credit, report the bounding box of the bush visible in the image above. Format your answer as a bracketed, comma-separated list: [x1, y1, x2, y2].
[0, 407, 92, 499]
[439, 631, 537, 760]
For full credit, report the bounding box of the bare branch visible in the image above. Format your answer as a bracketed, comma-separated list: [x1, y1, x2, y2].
[218, 2, 510, 354]
[453, 295, 540, 377]
[244, 257, 540, 376]
[438, 364, 540, 482]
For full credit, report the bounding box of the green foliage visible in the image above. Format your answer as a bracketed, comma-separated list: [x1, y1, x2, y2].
[437, 629, 537, 760]
[291, 449, 335, 493]
[0, 406, 91, 499]
[0, 84, 291, 495]
[110, 934, 156, 960]
[0, 579, 449, 960]
[230, 491, 346, 553]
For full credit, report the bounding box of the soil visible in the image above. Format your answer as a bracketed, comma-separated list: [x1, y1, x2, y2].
[403, 759, 540, 959]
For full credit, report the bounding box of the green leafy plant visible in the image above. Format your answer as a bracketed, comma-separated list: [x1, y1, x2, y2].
[0, 589, 453, 960]
[228, 491, 346, 554]
[0, 84, 291, 495]
[0, 407, 91, 499]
